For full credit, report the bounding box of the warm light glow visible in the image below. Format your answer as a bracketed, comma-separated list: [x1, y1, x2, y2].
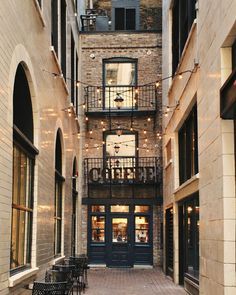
[143, 130, 147, 135]
[147, 117, 151, 122]
[83, 104, 86, 109]
[76, 81, 80, 87]
[178, 74, 183, 80]
[155, 81, 160, 87]
[101, 120, 104, 125]
[89, 130, 93, 134]
[102, 127, 106, 132]
[85, 117, 89, 121]
[96, 87, 100, 93]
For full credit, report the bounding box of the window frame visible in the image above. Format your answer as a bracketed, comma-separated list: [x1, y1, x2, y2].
[103, 130, 138, 159]
[178, 103, 198, 185]
[172, 0, 196, 74]
[10, 137, 37, 275]
[103, 58, 138, 110]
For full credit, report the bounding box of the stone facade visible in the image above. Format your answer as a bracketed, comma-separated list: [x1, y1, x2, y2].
[0, 1, 81, 294]
[162, 0, 236, 294]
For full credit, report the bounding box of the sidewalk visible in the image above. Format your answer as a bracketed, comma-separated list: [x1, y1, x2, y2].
[85, 267, 187, 295]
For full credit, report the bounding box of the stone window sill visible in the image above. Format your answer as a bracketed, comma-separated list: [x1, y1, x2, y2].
[33, 0, 46, 27]
[9, 267, 39, 287]
[50, 255, 66, 266]
[174, 173, 199, 195]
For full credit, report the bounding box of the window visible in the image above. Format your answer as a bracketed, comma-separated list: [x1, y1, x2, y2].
[11, 64, 38, 273]
[71, 32, 76, 107]
[103, 58, 137, 109]
[105, 133, 136, 157]
[54, 130, 64, 256]
[172, 0, 196, 74]
[60, 0, 67, 78]
[110, 205, 129, 213]
[11, 145, 34, 271]
[51, 0, 58, 55]
[178, 103, 198, 185]
[115, 8, 136, 30]
[179, 194, 199, 281]
[135, 216, 149, 243]
[91, 216, 105, 243]
[166, 139, 172, 165]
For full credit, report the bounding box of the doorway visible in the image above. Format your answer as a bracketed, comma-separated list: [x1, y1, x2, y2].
[107, 215, 132, 267]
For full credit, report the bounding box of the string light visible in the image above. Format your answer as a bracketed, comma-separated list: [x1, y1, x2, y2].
[83, 104, 86, 109]
[147, 117, 151, 122]
[76, 81, 80, 87]
[143, 130, 147, 135]
[89, 130, 93, 134]
[155, 81, 160, 88]
[96, 87, 100, 93]
[85, 117, 89, 121]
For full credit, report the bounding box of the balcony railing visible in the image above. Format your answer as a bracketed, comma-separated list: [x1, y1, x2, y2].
[84, 157, 162, 199]
[84, 85, 157, 114]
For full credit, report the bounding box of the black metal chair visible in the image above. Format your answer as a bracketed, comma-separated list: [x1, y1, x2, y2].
[68, 256, 88, 294]
[32, 281, 67, 295]
[45, 268, 73, 294]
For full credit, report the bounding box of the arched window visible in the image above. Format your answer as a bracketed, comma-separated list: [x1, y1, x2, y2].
[71, 158, 78, 256]
[11, 64, 38, 273]
[54, 130, 64, 256]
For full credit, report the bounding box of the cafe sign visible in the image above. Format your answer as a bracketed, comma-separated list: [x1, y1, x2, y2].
[88, 166, 156, 184]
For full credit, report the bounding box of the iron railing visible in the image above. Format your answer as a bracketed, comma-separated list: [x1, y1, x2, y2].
[84, 85, 157, 113]
[84, 157, 161, 199]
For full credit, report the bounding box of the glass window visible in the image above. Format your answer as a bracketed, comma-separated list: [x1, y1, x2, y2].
[91, 216, 105, 242]
[54, 131, 64, 256]
[110, 205, 129, 213]
[91, 205, 105, 213]
[106, 134, 136, 157]
[11, 145, 33, 270]
[105, 63, 135, 86]
[135, 216, 149, 243]
[135, 206, 149, 213]
[104, 60, 137, 109]
[112, 218, 128, 243]
[178, 103, 198, 185]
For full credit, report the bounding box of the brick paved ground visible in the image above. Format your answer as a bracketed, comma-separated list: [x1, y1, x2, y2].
[85, 267, 187, 295]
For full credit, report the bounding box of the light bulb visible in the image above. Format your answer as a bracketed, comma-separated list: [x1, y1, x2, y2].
[155, 81, 160, 88]
[147, 117, 151, 122]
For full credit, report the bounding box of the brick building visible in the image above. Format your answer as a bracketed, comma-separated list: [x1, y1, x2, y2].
[0, 1, 81, 293]
[162, 0, 236, 294]
[79, 0, 163, 267]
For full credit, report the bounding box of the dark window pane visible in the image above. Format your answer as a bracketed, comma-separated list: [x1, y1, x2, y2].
[115, 8, 125, 30]
[126, 9, 136, 30]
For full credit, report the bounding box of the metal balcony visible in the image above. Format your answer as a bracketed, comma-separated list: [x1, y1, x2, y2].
[84, 157, 162, 200]
[84, 85, 157, 117]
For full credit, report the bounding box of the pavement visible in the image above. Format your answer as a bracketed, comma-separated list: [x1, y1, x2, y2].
[85, 267, 187, 295]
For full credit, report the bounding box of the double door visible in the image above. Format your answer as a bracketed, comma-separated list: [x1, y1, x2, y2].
[107, 215, 133, 267]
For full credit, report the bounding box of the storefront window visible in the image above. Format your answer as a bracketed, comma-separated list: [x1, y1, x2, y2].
[112, 218, 128, 243]
[91, 216, 105, 242]
[92, 205, 105, 212]
[135, 216, 149, 243]
[134, 205, 149, 213]
[110, 205, 129, 213]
